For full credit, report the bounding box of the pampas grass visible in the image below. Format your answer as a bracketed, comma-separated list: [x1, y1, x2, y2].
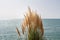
[22, 7, 44, 40]
[16, 27, 20, 38]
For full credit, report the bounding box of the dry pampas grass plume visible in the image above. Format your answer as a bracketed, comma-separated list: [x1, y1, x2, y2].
[16, 27, 20, 38]
[22, 7, 44, 40]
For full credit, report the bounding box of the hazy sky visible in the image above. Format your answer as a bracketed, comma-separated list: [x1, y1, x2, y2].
[0, 0, 60, 20]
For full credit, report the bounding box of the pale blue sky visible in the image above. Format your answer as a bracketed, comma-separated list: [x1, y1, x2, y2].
[0, 0, 60, 20]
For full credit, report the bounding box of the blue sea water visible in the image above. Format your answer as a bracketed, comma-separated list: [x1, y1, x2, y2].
[0, 19, 60, 40]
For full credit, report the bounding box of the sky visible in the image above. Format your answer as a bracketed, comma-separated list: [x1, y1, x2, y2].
[0, 0, 60, 20]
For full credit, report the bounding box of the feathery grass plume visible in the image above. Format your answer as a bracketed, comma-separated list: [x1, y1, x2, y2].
[22, 14, 29, 34]
[22, 7, 44, 40]
[16, 27, 20, 38]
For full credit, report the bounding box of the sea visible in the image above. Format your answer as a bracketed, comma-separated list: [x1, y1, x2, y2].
[0, 19, 60, 40]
